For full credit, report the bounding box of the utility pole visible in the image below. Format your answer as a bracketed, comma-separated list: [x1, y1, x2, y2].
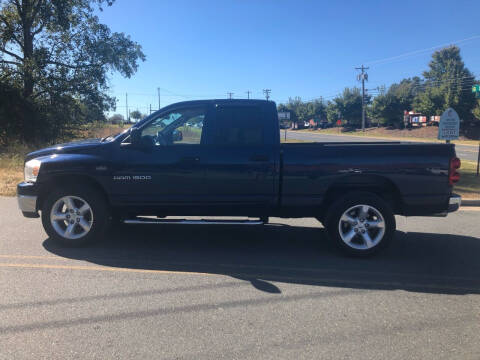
[149, 104, 152, 114]
[355, 65, 369, 131]
[125, 92, 128, 125]
[157, 87, 161, 110]
[246, 90, 251, 99]
[227, 92, 234, 99]
[263, 89, 271, 101]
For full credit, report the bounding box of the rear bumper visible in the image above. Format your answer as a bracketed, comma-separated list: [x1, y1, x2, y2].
[17, 182, 40, 218]
[402, 193, 461, 216]
[448, 194, 461, 213]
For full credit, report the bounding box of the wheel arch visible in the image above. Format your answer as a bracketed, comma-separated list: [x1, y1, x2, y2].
[319, 174, 403, 221]
[38, 174, 110, 212]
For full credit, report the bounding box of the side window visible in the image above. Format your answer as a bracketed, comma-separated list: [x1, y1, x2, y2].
[212, 106, 263, 146]
[140, 107, 205, 145]
[175, 114, 204, 144]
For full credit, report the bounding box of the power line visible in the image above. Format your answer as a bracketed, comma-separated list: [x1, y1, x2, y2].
[364, 34, 480, 66]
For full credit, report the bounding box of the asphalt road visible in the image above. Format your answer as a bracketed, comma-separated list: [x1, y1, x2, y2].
[284, 130, 479, 162]
[1, 196, 480, 359]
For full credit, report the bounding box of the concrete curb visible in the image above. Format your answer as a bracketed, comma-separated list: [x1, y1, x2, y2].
[462, 199, 480, 206]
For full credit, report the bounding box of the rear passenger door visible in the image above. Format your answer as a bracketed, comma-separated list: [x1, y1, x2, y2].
[201, 103, 277, 209]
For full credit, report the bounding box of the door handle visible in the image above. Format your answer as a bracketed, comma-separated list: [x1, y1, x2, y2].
[249, 154, 269, 162]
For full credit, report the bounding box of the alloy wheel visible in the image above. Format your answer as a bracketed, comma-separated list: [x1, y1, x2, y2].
[50, 196, 94, 240]
[337, 204, 385, 250]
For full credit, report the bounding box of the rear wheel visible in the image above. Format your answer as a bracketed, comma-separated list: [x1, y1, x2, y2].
[41, 186, 109, 247]
[326, 192, 395, 256]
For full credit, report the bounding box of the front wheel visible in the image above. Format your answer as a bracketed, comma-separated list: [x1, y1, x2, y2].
[326, 192, 396, 256]
[41, 186, 109, 247]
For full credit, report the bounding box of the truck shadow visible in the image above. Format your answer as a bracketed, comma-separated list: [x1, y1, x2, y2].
[43, 223, 480, 295]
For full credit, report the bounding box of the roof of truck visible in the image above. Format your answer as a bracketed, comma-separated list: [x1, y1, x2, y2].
[133, 99, 276, 128]
[163, 99, 273, 107]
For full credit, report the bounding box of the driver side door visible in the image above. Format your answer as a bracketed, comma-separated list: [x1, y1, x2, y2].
[111, 104, 213, 206]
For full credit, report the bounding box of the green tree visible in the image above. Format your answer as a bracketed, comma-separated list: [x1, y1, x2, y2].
[418, 46, 476, 123]
[129, 110, 144, 122]
[372, 77, 421, 128]
[108, 113, 124, 124]
[278, 97, 327, 127]
[473, 99, 480, 121]
[0, 0, 145, 141]
[326, 101, 339, 123]
[412, 87, 444, 117]
[333, 87, 367, 127]
[282, 97, 303, 126]
[306, 98, 326, 125]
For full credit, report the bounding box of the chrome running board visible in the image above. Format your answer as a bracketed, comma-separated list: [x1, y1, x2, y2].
[124, 218, 264, 225]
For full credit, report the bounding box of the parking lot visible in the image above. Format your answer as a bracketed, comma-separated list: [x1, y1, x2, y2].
[1, 196, 479, 359]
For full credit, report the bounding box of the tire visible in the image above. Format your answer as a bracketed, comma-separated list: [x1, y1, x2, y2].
[41, 185, 110, 247]
[325, 192, 396, 256]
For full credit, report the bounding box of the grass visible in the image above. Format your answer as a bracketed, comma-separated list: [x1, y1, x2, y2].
[0, 150, 24, 196]
[455, 161, 480, 200]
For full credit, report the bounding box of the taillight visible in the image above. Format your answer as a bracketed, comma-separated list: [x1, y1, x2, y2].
[449, 157, 461, 185]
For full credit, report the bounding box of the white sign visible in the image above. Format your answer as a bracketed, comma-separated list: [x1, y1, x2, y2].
[438, 108, 459, 140]
[278, 112, 291, 120]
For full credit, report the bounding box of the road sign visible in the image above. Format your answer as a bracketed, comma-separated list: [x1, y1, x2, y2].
[472, 85, 480, 92]
[278, 112, 291, 120]
[438, 108, 460, 141]
[336, 119, 342, 126]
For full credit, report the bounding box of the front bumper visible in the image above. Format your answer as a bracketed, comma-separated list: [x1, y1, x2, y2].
[448, 194, 461, 213]
[17, 182, 40, 218]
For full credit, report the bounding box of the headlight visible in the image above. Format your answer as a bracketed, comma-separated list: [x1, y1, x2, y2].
[24, 159, 42, 183]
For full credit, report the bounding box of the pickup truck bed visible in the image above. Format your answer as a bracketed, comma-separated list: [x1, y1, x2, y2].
[280, 141, 455, 217]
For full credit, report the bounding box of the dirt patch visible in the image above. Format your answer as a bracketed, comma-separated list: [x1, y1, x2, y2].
[0, 167, 23, 196]
[366, 126, 440, 139]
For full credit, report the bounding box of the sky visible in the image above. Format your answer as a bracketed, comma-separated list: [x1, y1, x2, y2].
[97, 0, 480, 117]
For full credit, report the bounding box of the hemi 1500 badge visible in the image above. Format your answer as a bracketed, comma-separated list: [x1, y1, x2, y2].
[113, 175, 152, 180]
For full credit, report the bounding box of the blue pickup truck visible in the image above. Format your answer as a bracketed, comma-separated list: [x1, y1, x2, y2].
[17, 99, 461, 255]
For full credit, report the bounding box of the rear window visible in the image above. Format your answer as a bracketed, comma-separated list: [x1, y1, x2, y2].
[212, 106, 263, 146]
